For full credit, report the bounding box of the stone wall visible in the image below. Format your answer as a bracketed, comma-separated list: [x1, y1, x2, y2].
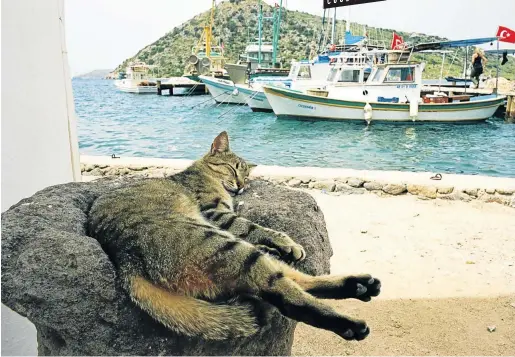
[81, 164, 515, 209]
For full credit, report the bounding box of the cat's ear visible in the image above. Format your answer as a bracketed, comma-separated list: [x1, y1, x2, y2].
[210, 131, 230, 154]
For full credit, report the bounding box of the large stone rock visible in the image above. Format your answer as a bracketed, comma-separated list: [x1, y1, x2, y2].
[346, 178, 365, 188]
[1, 177, 331, 356]
[363, 181, 384, 191]
[407, 184, 437, 199]
[308, 180, 336, 192]
[335, 183, 365, 195]
[382, 184, 407, 196]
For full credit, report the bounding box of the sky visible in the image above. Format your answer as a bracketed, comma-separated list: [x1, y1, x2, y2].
[65, 0, 515, 76]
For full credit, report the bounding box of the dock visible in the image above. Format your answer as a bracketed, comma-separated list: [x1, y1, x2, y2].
[156, 77, 207, 96]
[506, 94, 515, 122]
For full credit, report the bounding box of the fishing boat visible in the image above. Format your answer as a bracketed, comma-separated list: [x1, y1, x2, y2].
[263, 58, 505, 123]
[114, 62, 159, 94]
[160, 0, 228, 95]
[242, 51, 376, 112]
[199, 50, 372, 110]
[199, 0, 286, 104]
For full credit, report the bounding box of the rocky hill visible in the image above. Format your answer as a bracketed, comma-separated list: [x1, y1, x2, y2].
[74, 69, 113, 79]
[115, 0, 515, 80]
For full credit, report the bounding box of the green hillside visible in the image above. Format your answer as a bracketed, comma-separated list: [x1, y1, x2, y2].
[115, 0, 515, 80]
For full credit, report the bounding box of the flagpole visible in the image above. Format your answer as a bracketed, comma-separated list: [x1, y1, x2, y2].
[495, 37, 500, 96]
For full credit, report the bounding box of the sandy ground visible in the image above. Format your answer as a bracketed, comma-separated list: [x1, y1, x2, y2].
[292, 192, 515, 355]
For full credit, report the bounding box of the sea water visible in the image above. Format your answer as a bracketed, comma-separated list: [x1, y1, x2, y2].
[74, 79, 515, 178]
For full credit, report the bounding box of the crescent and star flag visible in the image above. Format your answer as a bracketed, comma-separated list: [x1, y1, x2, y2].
[391, 32, 404, 50]
[496, 26, 515, 44]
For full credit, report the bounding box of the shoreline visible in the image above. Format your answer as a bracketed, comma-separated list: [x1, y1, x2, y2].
[80, 155, 515, 208]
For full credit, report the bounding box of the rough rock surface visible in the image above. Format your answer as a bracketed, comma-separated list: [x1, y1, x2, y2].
[363, 181, 384, 191]
[1, 178, 332, 356]
[308, 180, 336, 192]
[382, 184, 407, 196]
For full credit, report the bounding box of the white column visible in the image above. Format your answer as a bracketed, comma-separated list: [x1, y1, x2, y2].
[1, 0, 80, 354]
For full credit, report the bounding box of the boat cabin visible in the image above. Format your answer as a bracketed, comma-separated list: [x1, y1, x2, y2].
[124, 62, 157, 81]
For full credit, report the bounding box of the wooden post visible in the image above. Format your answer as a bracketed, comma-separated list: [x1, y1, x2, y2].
[506, 95, 515, 122]
[169, 85, 174, 96]
[157, 80, 162, 95]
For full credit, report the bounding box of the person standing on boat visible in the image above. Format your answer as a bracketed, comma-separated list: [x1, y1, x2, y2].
[470, 48, 488, 88]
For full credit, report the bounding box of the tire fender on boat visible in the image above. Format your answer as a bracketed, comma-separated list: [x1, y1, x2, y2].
[364, 102, 373, 124]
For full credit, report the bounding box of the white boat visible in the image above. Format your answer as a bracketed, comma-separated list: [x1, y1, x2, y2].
[239, 51, 376, 111]
[263, 60, 505, 123]
[114, 62, 158, 94]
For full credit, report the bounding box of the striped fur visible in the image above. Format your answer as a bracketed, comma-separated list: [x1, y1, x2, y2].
[88, 131, 381, 341]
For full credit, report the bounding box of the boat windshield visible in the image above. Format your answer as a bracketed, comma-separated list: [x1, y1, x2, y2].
[297, 65, 311, 79]
[371, 68, 385, 82]
[327, 68, 338, 82]
[338, 69, 360, 83]
[288, 63, 299, 77]
[384, 67, 415, 83]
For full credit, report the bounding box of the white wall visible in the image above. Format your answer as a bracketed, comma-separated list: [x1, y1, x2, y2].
[1, 0, 80, 354]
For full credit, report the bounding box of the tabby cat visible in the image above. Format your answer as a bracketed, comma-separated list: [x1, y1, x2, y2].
[88, 131, 381, 341]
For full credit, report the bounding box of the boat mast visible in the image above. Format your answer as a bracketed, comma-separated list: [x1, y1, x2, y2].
[272, 0, 283, 66]
[317, 9, 327, 52]
[206, 0, 215, 58]
[331, 7, 336, 44]
[258, 0, 263, 66]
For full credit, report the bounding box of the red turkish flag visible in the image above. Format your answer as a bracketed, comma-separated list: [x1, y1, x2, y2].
[391, 32, 405, 50]
[497, 26, 515, 44]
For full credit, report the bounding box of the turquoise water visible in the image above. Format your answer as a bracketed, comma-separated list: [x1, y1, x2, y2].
[74, 79, 515, 178]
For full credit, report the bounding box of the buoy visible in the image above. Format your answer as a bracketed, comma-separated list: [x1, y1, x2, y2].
[364, 102, 372, 124]
[409, 99, 419, 121]
[232, 88, 239, 96]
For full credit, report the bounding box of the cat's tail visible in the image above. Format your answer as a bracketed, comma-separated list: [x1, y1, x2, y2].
[127, 275, 259, 340]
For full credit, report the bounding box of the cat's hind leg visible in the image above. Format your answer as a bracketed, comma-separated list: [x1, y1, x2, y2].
[275, 262, 381, 302]
[217, 243, 372, 341]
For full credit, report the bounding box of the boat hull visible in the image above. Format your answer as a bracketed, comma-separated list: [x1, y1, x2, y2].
[263, 86, 505, 123]
[198, 76, 250, 104]
[114, 80, 157, 94]
[236, 86, 273, 112]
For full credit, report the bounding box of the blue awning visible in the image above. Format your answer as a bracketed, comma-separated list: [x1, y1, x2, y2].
[413, 37, 498, 52]
[344, 31, 365, 45]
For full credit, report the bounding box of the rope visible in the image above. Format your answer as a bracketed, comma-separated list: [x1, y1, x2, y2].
[191, 91, 231, 109]
[216, 90, 260, 123]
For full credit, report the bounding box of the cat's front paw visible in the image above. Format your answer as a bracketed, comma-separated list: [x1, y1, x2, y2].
[266, 231, 306, 263]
